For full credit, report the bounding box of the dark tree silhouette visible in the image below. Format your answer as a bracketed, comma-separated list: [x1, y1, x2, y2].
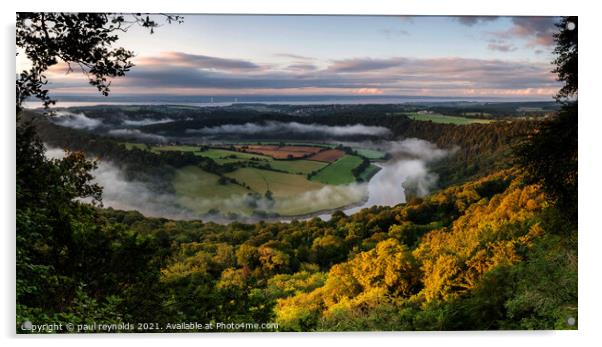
[516, 16, 577, 224]
[16, 13, 182, 330]
[553, 16, 578, 101]
[16, 13, 182, 111]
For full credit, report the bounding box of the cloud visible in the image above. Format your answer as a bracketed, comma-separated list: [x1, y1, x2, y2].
[108, 129, 167, 143]
[186, 121, 391, 137]
[352, 88, 384, 95]
[273, 53, 315, 61]
[53, 111, 104, 129]
[455, 16, 499, 26]
[285, 63, 319, 72]
[138, 51, 262, 71]
[491, 17, 559, 47]
[46, 51, 560, 99]
[328, 58, 405, 73]
[487, 41, 518, 52]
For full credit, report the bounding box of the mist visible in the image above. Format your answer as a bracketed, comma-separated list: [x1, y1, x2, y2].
[122, 118, 175, 126]
[45, 145, 194, 218]
[44, 137, 450, 223]
[54, 111, 103, 129]
[108, 129, 168, 143]
[341, 138, 451, 216]
[187, 121, 391, 137]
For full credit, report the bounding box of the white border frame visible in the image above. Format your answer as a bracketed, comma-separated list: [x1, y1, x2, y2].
[2, 1, 599, 346]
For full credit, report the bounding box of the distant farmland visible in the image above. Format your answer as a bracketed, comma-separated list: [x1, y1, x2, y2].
[353, 148, 387, 160]
[122, 142, 382, 216]
[408, 112, 493, 125]
[268, 160, 327, 175]
[235, 144, 321, 159]
[308, 149, 346, 163]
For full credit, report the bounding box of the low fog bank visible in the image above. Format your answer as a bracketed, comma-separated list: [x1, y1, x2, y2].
[341, 138, 452, 216]
[44, 138, 450, 223]
[45, 146, 197, 219]
[52, 110, 175, 129]
[54, 111, 103, 130]
[187, 121, 391, 137]
[108, 129, 168, 143]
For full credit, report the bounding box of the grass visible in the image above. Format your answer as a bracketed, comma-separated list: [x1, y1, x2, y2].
[353, 148, 387, 160]
[310, 155, 363, 185]
[154, 145, 200, 152]
[196, 149, 271, 164]
[174, 166, 249, 199]
[408, 112, 493, 125]
[173, 166, 251, 214]
[268, 160, 327, 175]
[225, 167, 324, 198]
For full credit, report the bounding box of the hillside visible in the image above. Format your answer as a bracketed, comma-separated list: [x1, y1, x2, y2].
[20, 166, 575, 331]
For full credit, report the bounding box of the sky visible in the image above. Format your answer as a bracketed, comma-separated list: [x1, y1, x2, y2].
[17, 15, 564, 100]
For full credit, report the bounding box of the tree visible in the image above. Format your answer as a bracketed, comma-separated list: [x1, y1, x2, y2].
[16, 13, 182, 111]
[553, 17, 578, 101]
[515, 16, 577, 224]
[15, 13, 182, 331]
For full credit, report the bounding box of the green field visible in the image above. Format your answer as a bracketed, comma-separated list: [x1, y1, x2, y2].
[174, 166, 252, 214]
[268, 160, 327, 175]
[225, 167, 324, 198]
[174, 166, 363, 216]
[174, 166, 249, 199]
[196, 148, 271, 164]
[310, 155, 363, 185]
[127, 143, 376, 216]
[408, 112, 493, 125]
[354, 148, 387, 160]
[154, 145, 199, 152]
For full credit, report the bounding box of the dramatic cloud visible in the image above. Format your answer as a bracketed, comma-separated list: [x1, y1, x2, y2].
[512, 17, 559, 46]
[285, 63, 319, 72]
[352, 88, 384, 95]
[328, 58, 404, 73]
[455, 16, 499, 26]
[138, 51, 262, 71]
[53, 111, 103, 129]
[491, 17, 559, 47]
[108, 129, 167, 143]
[45, 52, 560, 98]
[186, 121, 392, 137]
